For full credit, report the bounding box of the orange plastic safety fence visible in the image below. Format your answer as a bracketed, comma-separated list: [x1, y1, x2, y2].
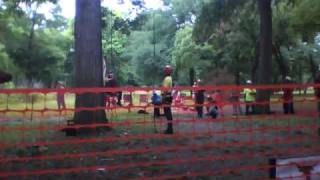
[0, 84, 319, 179]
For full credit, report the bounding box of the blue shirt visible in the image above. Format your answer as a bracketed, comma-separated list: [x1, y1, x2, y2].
[152, 93, 161, 104]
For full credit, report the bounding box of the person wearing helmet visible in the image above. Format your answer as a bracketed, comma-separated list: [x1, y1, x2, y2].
[194, 79, 205, 118]
[243, 80, 256, 115]
[283, 76, 295, 114]
[162, 65, 174, 134]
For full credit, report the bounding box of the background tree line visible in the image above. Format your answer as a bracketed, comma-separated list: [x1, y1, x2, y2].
[1, 0, 320, 88]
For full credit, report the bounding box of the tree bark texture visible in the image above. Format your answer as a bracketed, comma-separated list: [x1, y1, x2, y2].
[256, 0, 272, 114]
[74, 0, 107, 125]
[273, 42, 289, 81]
[189, 67, 195, 86]
[309, 54, 317, 81]
[252, 40, 260, 83]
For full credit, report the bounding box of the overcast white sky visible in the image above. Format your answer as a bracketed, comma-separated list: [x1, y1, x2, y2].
[38, 0, 164, 19]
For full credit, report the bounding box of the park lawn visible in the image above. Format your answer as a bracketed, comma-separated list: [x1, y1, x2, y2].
[1, 115, 319, 179]
[0, 93, 319, 180]
[1, 91, 318, 146]
[0, 91, 156, 147]
[0, 108, 156, 145]
[0, 88, 317, 119]
[0, 92, 151, 119]
[0, 90, 319, 179]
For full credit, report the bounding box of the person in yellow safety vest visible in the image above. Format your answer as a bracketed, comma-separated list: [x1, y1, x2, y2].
[243, 80, 256, 115]
[162, 65, 174, 134]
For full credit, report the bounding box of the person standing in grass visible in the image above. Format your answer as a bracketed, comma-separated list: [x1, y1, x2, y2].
[283, 76, 295, 114]
[315, 67, 320, 113]
[315, 66, 320, 135]
[162, 65, 174, 134]
[230, 89, 242, 116]
[243, 80, 256, 115]
[195, 79, 205, 118]
[56, 81, 66, 110]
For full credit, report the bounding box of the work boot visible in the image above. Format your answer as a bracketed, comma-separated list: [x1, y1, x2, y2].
[164, 129, 173, 134]
[164, 126, 173, 134]
[164, 122, 173, 134]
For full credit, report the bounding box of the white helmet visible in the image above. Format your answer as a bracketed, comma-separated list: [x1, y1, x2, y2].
[246, 80, 252, 84]
[285, 76, 292, 81]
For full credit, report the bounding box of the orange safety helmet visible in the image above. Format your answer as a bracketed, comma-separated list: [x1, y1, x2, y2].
[164, 65, 173, 75]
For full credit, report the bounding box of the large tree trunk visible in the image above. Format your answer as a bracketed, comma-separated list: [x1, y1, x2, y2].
[73, 0, 107, 126]
[256, 0, 272, 114]
[252, 40, 260, 83]
[234, 70, 240, 85]
[25, 6, 38, 87]
[234, 58, 241, 85]
[309, 54, 317, 81]
[189, 67, 195, 86]
[28, 13, 36, 53]
[273, 42, 289, 81]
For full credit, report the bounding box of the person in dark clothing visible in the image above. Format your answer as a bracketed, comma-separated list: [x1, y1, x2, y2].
[105, 73, 117, 87]
[315, 66, 320, 135]
[283, 76, 295, 114]
[206, 97, 218, 119]
[194, 79, 205, 118]
[117, 91, 122, 106]
[162, 65, 174, 134]
[315, 69, 320, 113]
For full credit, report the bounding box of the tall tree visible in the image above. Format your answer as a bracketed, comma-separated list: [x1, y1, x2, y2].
[101, 7, 130, 85]
[256, 0, 272, 114]
[123, 11, 177, 85]
[0, 1, 71, 86]
[73, 0, 107, 126]
[291, 0, 320, 42]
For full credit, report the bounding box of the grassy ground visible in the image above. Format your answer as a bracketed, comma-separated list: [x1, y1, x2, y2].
[2, 116, 318, 179]
[0, 93, 320, 179]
